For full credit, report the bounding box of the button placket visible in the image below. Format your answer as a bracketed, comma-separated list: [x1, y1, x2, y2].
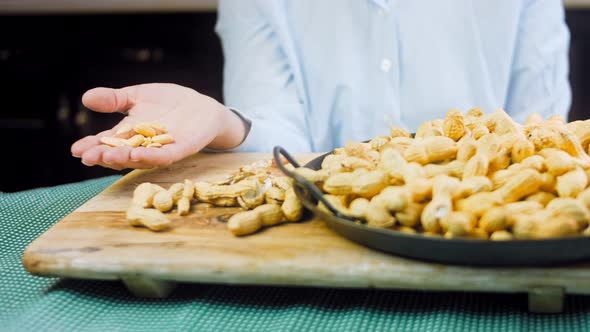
[373, 0, 396, 129]
[390, 3, 402, 125]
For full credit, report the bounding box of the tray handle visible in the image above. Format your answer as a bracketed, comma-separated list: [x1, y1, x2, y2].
[272, 146, 358, 222]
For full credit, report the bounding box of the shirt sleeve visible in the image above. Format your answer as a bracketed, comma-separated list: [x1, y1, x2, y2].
[215, 0, 312, 153]
[505, 0, 571, 123]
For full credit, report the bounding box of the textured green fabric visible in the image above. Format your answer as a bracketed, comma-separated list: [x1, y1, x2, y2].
[3, 177, 590, 332]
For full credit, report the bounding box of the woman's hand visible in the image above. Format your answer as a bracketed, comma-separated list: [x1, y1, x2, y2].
[71, 83, 247, 170]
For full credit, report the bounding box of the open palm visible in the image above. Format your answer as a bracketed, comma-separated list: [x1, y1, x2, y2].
[71, 83, 242, 170]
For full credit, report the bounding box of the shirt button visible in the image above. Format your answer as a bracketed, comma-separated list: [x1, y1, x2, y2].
[380, 58, 392, 72]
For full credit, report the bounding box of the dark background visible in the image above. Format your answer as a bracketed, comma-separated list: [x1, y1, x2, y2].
[0, 11, 589, 192]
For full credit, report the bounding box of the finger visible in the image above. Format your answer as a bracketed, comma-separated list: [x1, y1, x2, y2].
[82, 86, 137, 113]
[80, 145, 153, 170]
[81, 145, 110, 166]
[129, 143, 192, 167]
[129, 147, 174, 167]
[102, 146, 133, 165]
[71, 129, 116, 158]
[71, 136, 100, 158]
[100, 145, 161, 168]
[97, 161, 154, 170]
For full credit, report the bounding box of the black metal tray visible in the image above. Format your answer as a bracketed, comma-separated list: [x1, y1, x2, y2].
[273, 146, 590, 266]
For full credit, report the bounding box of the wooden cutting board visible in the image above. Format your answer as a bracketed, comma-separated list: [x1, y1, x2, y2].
[22, 153, 590, 313]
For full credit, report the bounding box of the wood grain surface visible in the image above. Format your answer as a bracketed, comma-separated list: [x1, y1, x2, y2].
[22, 153, 590, 307]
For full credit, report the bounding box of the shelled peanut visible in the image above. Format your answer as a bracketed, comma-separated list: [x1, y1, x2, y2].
[100, 122, 174, 148]
[126, 180, 197, 231]
[125, 159, 304, 236]
[306, 109, 590, 240]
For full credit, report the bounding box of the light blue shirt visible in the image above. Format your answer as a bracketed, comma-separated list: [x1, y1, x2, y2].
[215, 0, 570, 152]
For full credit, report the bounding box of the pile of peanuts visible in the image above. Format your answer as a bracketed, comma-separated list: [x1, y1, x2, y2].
[126, 108, 590, 240]
[294, 108, 590, 240]
[100, 122, 174, 148]
[126, 159, 304, 235]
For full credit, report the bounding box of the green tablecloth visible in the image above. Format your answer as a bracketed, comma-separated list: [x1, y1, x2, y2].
[3, 177, 590, 332]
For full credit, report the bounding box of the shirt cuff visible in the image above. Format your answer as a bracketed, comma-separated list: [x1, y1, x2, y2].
[201, 107, 251, 153]
[233, 107, 312, 153]
[205, 105, 312, 153]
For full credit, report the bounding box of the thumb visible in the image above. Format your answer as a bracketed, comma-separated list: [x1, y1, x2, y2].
[82, 87, 137, 113]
